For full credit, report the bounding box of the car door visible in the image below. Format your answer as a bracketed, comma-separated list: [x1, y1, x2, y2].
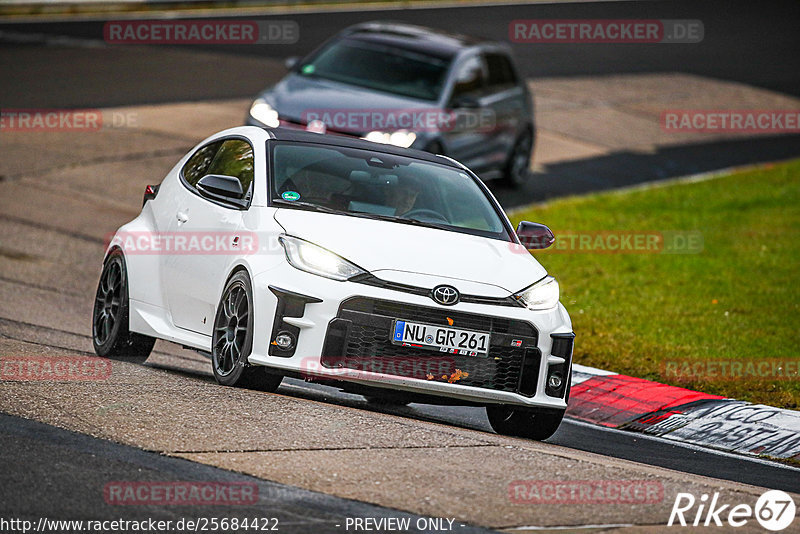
[481, 51, 527, 172]
[441, 54, 492, 173]
[163, 138, 255, 335]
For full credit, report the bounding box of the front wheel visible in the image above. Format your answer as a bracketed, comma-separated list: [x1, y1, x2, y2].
[92, 251, 155, 363]
[486, 405, 564, 441]
[211, 271, 282, 392]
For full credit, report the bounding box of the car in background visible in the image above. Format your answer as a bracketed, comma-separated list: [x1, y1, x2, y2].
[92, 126, 573, 440]
[247, 22, 535, 187]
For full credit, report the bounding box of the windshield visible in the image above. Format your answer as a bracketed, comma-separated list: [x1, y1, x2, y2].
[269, 142, 512, 241]
[296, 38, 450, 101]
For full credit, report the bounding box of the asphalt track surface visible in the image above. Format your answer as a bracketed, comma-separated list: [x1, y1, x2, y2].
[280, 379, 800, 494]
[2, 0, 800, 528]
[0, 412, 494, 533]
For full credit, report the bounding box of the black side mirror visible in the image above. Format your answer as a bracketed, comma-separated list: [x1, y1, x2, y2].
[196, 174, 245, 207]
[451, 95, 481, 109]
[516, 221, 555, 249]
[285, 56, 300, 71]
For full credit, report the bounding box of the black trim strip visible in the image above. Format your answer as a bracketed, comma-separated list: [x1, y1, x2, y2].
[546, 332, 575, 398]
[349, 273, 522, 308]
[267, 286, 322, 358]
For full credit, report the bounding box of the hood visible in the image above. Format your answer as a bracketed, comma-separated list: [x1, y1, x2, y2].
[263, 74, 437, 133]
[274, 209, 547, 294]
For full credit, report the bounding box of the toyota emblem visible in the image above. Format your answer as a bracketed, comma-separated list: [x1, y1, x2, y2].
[431, 285, 460, 306]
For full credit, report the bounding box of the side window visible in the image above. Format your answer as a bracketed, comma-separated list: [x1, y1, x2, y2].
[485, 53, 518, 90]
[182, 141, 222, 187]
[205, 139, 256, 198]
[450, 56, 486, 102]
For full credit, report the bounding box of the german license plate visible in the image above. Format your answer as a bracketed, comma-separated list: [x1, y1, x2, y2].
[391, 320, 490, 357]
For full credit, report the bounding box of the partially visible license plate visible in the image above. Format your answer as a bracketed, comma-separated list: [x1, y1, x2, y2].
[391, 320, 490, 357]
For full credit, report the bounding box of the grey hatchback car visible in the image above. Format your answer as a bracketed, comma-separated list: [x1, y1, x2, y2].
[246, 22, 535, 187]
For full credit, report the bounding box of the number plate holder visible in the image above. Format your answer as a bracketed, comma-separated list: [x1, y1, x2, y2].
[391, 319, 490, 357]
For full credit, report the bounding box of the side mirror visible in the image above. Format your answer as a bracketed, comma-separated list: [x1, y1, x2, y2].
[196, 174, 245, 206]
[516, 221, 555, 249]
[284, 56, 300, 70]
[450, 95, 480, 109]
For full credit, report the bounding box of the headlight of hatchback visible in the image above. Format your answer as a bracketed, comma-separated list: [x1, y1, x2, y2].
[513, 276, 560, 310]
[249, 98, 280, 128]
[279, 235, 366, 281]
[362, 129, 417, 148]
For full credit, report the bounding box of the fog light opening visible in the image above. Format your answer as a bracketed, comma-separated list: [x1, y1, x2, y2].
[547, 373, 563, 390]
[274, 331, 295, 350]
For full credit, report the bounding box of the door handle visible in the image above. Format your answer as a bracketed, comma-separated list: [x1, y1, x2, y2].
[176, 211, 188, 223]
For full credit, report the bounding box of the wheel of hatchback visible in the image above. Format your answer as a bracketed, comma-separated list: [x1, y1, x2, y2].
[502, 130, 533, 188]
[212, 271, 283, 392]
[92, 250, 155, 363]
[486, 404, 564, 441]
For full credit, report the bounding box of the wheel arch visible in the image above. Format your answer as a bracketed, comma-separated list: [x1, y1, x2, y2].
[215, 262, 255, 313]
[223, 262, 253, 289]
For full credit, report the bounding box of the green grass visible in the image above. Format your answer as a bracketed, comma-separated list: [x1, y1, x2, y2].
[511, 160, 800, 409]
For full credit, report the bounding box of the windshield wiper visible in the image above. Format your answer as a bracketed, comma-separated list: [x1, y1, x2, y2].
[274, 201, 449, 230]
[349, 211, 449, 231]
[273, 199, 341, 214]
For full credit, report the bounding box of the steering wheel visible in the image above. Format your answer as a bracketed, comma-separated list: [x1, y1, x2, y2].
[402, 208, 449, 224]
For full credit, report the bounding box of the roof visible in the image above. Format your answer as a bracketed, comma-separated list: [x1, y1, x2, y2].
[267, 127, 462, 168]
[338, 21, 489, 60]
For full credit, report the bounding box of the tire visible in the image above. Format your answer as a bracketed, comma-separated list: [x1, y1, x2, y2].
[211, 271, 282, 392]
[486, 405, 564, 441]
[501, 129, 533, 188]
[92, 250, 155, 363]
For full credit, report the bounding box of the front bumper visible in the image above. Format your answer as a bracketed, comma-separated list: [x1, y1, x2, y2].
[248, 264, 573, 410]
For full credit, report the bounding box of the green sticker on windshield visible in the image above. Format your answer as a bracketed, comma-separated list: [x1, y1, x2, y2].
[281, 191, 300, 201]
[301, 64, 315, 74]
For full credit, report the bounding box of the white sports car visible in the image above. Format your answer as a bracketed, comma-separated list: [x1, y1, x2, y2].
[92, 126, 574, 440]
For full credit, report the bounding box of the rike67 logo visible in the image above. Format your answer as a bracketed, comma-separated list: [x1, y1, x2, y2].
[668, 490, 796, 531]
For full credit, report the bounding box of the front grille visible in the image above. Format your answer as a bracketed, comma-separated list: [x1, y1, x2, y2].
[321, 297, 539, 394]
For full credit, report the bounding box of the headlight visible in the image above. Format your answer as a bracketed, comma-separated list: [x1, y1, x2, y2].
[362, 129, 417, 148]
[249, 98, 280, 128]
[513, 276, 560, 310]
[279, 235, 366, 281]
